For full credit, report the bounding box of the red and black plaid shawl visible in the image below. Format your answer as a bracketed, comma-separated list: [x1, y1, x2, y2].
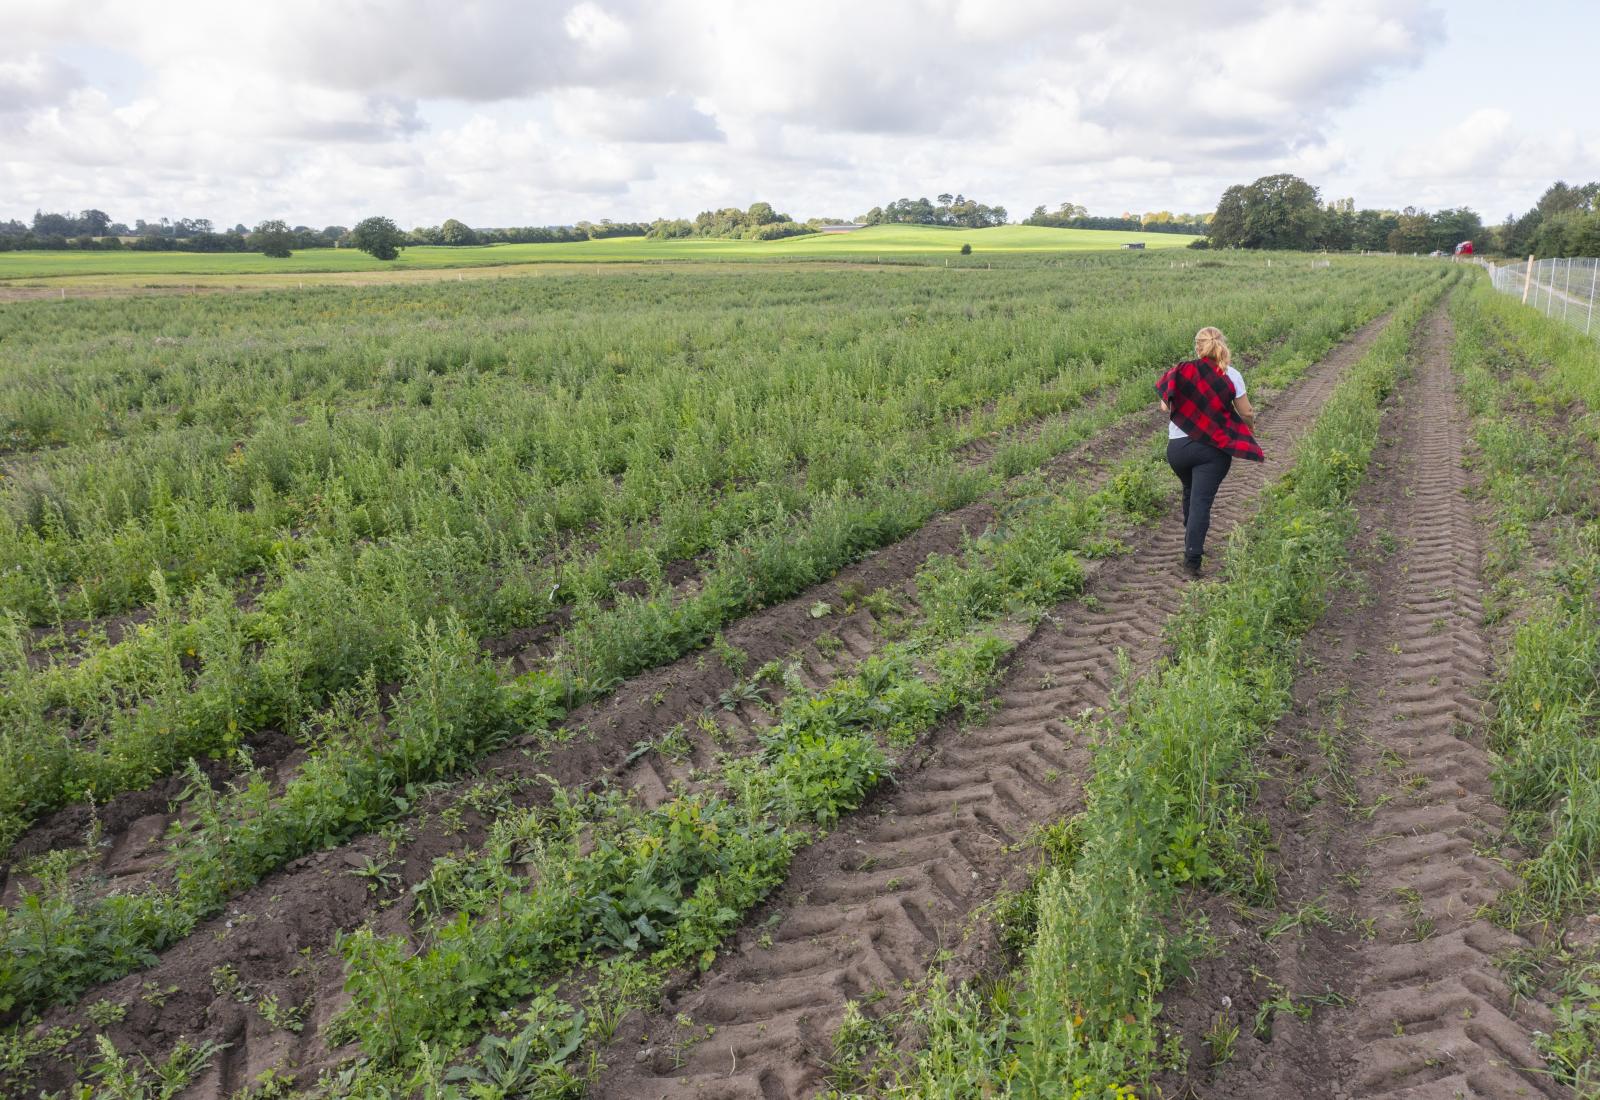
[1156, 357, 1263, 461]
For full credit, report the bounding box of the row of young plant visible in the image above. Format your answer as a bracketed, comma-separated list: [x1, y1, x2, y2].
[28, 433, 1174, 1096]
[0, 358, 1183, 1021]
[0, 256, 1397, 462]
[870, 282, 1446, 1096]
[1447, 279, 1600, 1090]
[3, 263, 1391, 625]
[302, 276, 1435, 1099]
[0, 269, 1417, 857]
[9, 267, 1436, 1096]
[309, 453, 1178, 1098]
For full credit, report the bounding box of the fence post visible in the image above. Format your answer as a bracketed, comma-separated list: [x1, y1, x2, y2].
[1522, 254, 1534, 303]
[1568, 255, 1580, 324]
[1587, 259, 1597, 335]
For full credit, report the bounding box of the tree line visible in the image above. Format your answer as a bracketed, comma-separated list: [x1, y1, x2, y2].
[0, 212, 349, 254]
[1202, 174, 1483, 253]
[1022, 202, 1209, 234]
[646, 202, 812, 241]
[1494, 181, 1600, 258]
[857, 194, 1008, 229]
[11, 180, 1598, 261]
[406, 219, 650, 246]
[1201, 173, 1599, 258]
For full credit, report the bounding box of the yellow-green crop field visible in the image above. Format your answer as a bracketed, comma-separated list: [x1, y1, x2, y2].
[0, 224, 1197, 287]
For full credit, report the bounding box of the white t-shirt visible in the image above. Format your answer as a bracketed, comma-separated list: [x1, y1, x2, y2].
[1168, 365, 1246, 440]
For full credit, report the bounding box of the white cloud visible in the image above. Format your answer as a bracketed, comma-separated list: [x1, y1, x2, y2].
[1393, 107, 1514, 179]
[0, 52, 82, 111]
[551, 89, 722, 143]
[0, 0, 1583, 228]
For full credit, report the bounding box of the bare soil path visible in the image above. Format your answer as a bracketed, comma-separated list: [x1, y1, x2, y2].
[1161, 308, 1559, 1100]
[594, 315, 1394, 1100]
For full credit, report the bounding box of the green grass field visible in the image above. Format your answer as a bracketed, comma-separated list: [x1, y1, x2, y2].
[0, 224, 1196, 282]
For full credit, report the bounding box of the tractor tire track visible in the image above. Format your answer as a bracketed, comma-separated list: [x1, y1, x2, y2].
[1324, 309, 1555, 1099]
[595, 314, 1391, 1100]
[1161, 307, 1557, 1100]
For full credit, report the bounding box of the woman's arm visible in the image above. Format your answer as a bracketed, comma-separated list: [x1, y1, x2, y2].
[1233, 393, 1256, 425]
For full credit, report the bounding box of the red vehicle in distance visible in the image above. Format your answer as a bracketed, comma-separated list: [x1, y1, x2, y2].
[1454, 240, 1475, 256]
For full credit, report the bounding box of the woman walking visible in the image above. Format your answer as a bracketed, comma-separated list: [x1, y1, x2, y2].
[1156, 326, 1261, 576]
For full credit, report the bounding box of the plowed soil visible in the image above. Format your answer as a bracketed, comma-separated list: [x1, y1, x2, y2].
[6, 314, 1407, 1099]
[593, 316, 1395, 1099]
[1159, 308, 1559, 1099]
[13, 325, 1227, 1095]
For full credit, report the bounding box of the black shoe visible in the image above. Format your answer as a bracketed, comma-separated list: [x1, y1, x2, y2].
[1182, 558, 1202, 578]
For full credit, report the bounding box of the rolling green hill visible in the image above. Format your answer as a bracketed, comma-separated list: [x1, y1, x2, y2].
[0, 224, 1197, 281]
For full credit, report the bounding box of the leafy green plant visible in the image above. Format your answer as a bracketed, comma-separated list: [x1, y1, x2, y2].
[79, 1035, 226, 1100]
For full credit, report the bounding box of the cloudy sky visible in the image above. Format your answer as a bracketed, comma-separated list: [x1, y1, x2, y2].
[1, 0, 1595, 230]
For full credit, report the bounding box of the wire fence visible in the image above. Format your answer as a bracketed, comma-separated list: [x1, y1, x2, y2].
[1481, 255, 1600, 337]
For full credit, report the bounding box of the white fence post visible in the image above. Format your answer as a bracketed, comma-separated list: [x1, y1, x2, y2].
[1522, 254, 1534, 303]
[1587, 259, 1597, 335]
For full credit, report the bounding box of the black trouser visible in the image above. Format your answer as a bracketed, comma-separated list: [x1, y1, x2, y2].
[1166, 435, 1233, 566]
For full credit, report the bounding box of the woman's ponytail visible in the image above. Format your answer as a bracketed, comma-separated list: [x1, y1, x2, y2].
[1194, 326, 1231, 369]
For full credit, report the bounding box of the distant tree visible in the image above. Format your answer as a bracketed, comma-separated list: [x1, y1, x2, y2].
[1241, 174, 1322, 249]
[79, 209, 111, 236]
[249, 219, 294, 258]
[438, 218, 478, 246]
[1425, 207, 1482, 253]
[32, 210, 76, 237]
[1316, 197, 1356, 251]
[647, 217, 694, 239]
[351, 216, 406, 260]
[1536, 180, 1600, 217]
[960, 242, 972, 255]
[1203, 174, 1323, 249]
[863, 194, 1005, 229]
[1030, 200, 1094, 222]
[1352, 208, 1399, 251]
[1386, 207, 1431, 253]
[1207, 186, 1248, 248]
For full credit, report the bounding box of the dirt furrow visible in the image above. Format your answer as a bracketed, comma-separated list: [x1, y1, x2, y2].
[1322, 310, 1554, 1099]
[594, 317, 1388, 1099]
[15, 317, 1394, 1097]
[13, 354, 1173, 1097]
[1161, 307, 1557, 1100]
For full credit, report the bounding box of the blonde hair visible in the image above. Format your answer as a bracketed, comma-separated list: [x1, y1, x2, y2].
[1194, 326, 1231, 369]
